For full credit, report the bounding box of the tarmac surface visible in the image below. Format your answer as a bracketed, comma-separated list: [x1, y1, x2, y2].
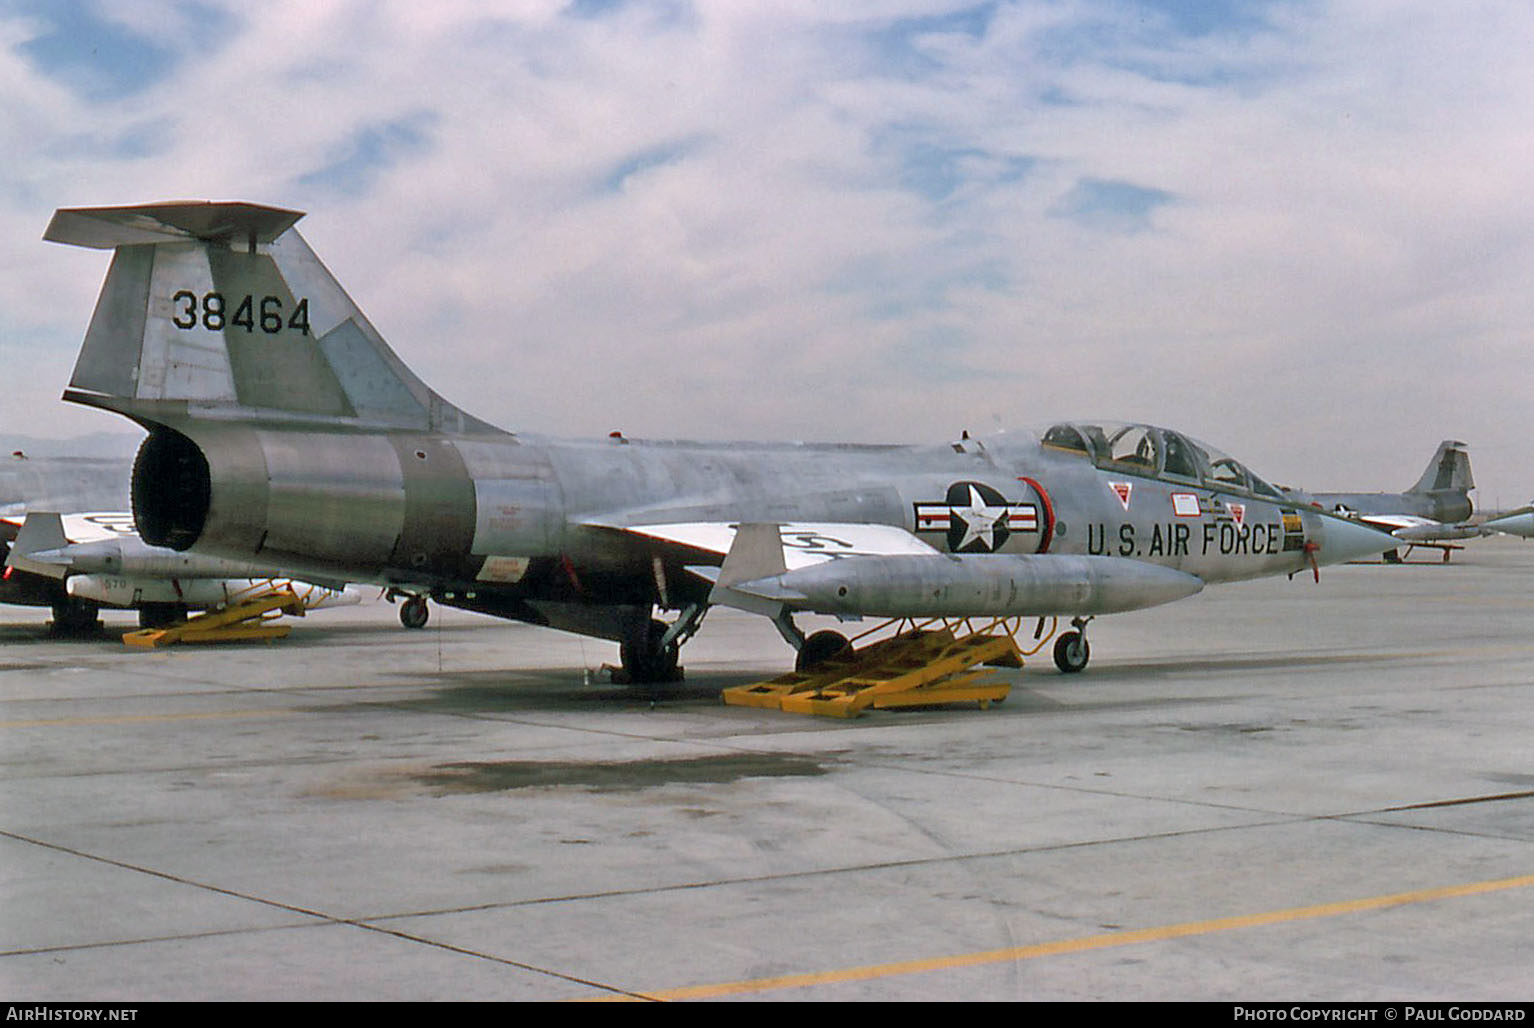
[2, 537, 1532, 1001]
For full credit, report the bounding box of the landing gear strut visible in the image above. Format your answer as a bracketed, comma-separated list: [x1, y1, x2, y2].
[1053, 616, 1092, 673]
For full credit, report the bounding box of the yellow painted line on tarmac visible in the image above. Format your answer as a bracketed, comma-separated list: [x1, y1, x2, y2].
[1, 709, 299, 728]
[591, 872, 1534, 1001]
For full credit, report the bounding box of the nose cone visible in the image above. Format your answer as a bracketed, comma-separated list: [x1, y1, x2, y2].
[1312, 514, 1402, 565]
[1484, 510, 1534, 538]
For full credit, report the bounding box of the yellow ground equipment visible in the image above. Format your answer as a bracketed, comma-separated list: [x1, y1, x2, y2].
[723, 617, 1052, 718]
[122, 585, 307, 648]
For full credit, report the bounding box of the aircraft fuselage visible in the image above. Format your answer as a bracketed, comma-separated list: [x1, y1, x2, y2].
[133, 421, 1339, 636]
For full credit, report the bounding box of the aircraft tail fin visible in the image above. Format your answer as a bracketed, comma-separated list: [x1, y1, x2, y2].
[4, 512, 71, 579]
[47, 202, 502, 435]
[1409, 440, 1474, 495]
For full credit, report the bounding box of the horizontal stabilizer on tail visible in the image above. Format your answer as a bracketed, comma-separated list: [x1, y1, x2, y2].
[4, 512, 71, 578]
[46, 202, 304, 250]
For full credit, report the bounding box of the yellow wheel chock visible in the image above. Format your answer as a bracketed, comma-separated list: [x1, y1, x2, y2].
[723, 618, 1047, 718]
[122, 586, 307, 648]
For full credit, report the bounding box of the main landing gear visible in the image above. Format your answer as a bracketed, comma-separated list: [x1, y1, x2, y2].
[50, 598, 102, 635]
[1052, 616, 1093, 674]
[795, 629, 852, 672]
[616, 604, 707, 685]
[782, 613, 1097, 675]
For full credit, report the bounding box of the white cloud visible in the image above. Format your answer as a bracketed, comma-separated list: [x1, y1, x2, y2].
[1, 0, 1530, 501]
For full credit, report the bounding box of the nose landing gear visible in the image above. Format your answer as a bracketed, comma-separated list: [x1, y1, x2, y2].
[1053, 616, 1093, 673]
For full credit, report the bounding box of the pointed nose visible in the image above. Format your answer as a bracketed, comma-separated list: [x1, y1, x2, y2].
[1311, 514, 1401, 566]
[1485, 510, 1534, 538]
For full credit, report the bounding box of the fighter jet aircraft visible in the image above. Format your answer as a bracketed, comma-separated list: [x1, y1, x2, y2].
[40, 201, 1396, 678]
[3, 509, 360, 631]
[1482, 504, 1534, 538]
[1284, 441, 1483, 562]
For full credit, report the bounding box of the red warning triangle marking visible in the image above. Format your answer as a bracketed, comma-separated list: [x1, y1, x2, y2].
[1110, 482, 1132, 510]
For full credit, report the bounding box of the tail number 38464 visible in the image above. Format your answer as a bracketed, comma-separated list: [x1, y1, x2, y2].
[170, 291, 310, 336]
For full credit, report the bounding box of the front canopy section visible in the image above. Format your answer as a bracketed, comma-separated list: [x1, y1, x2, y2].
[1040, 421, 1285, 501]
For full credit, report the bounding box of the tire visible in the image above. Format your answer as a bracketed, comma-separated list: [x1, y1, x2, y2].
[51, 599, 101, 635]
[400, 596, 430, 629]
[1053, 630, 1090, 673]
[795, 630, 851, 672]
[620, 619, 681, 684]
[138, 603, 187, 630]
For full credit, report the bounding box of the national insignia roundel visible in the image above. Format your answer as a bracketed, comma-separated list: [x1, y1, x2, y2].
[913, 481, 1038, 554]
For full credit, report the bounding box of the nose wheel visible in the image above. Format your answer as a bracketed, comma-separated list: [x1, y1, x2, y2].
[1053, 617, 1092, 673]
[397, 594, 429, 629]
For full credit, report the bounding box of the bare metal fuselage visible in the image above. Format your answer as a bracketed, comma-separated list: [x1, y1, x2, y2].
[131, 419, 1335, 630]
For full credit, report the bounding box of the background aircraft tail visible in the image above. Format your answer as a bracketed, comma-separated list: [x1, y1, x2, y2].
[4, 512, 70, 579]
[48, 202, 501, 435]
[1409, 440, 1474, 496]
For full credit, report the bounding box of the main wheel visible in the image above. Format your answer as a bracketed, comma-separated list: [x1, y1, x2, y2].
[51, 599, 101, 635]
[620, 619, 681, 684]
[138, 603, 187, 630]
[795, 630, 851, 672]
[399, 596, 430, 629]
[1053, 630, 1090, 673]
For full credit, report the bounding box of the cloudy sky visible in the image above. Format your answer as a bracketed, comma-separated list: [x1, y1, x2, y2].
[1, 0, 1530, 504]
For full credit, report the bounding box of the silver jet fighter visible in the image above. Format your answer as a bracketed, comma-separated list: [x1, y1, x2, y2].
[1, 450, 132, 629]
[3, 510, 359, 631]
[45, 201, 1396, 679]
[1284, 441, 1483, 562]
[1482, 504, 1534, 538]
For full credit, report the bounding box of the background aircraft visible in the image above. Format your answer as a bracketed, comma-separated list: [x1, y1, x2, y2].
[2, 449, 131, 629]
[1284, 440, 1483, 561]
[3, 509, 359, 631]
[42, 201, 1396, 678]
[1482, 505, 1534, 538]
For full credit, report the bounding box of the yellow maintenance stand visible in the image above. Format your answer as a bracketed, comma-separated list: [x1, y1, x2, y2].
[122, 585, 307, 648]
[723, 617, 1050, 718]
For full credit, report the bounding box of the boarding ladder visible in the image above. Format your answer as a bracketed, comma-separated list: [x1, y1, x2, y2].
[722, 617, 1051, 718]
[122, 583, 307, 648]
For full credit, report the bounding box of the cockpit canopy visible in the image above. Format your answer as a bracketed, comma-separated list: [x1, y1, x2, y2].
[1041, 422, 1285, 500]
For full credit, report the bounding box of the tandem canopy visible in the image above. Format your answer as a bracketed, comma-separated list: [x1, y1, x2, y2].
[1041, 422, 1287, 501]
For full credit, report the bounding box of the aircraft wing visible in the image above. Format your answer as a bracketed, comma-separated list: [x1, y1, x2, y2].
[1347, 512, 1489, 543]
[1350, 513, 1435, 535]
[0, 511, 133, 544]
[607, 520, 940, 569]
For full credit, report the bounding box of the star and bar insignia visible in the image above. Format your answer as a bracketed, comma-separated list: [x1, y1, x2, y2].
[914, 482, 1038, 554]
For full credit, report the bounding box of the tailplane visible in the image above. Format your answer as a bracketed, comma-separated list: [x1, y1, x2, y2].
[48, 202, 502, 435]
[4, 512, 70, 579]
[1409, 440, 1474, 495]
